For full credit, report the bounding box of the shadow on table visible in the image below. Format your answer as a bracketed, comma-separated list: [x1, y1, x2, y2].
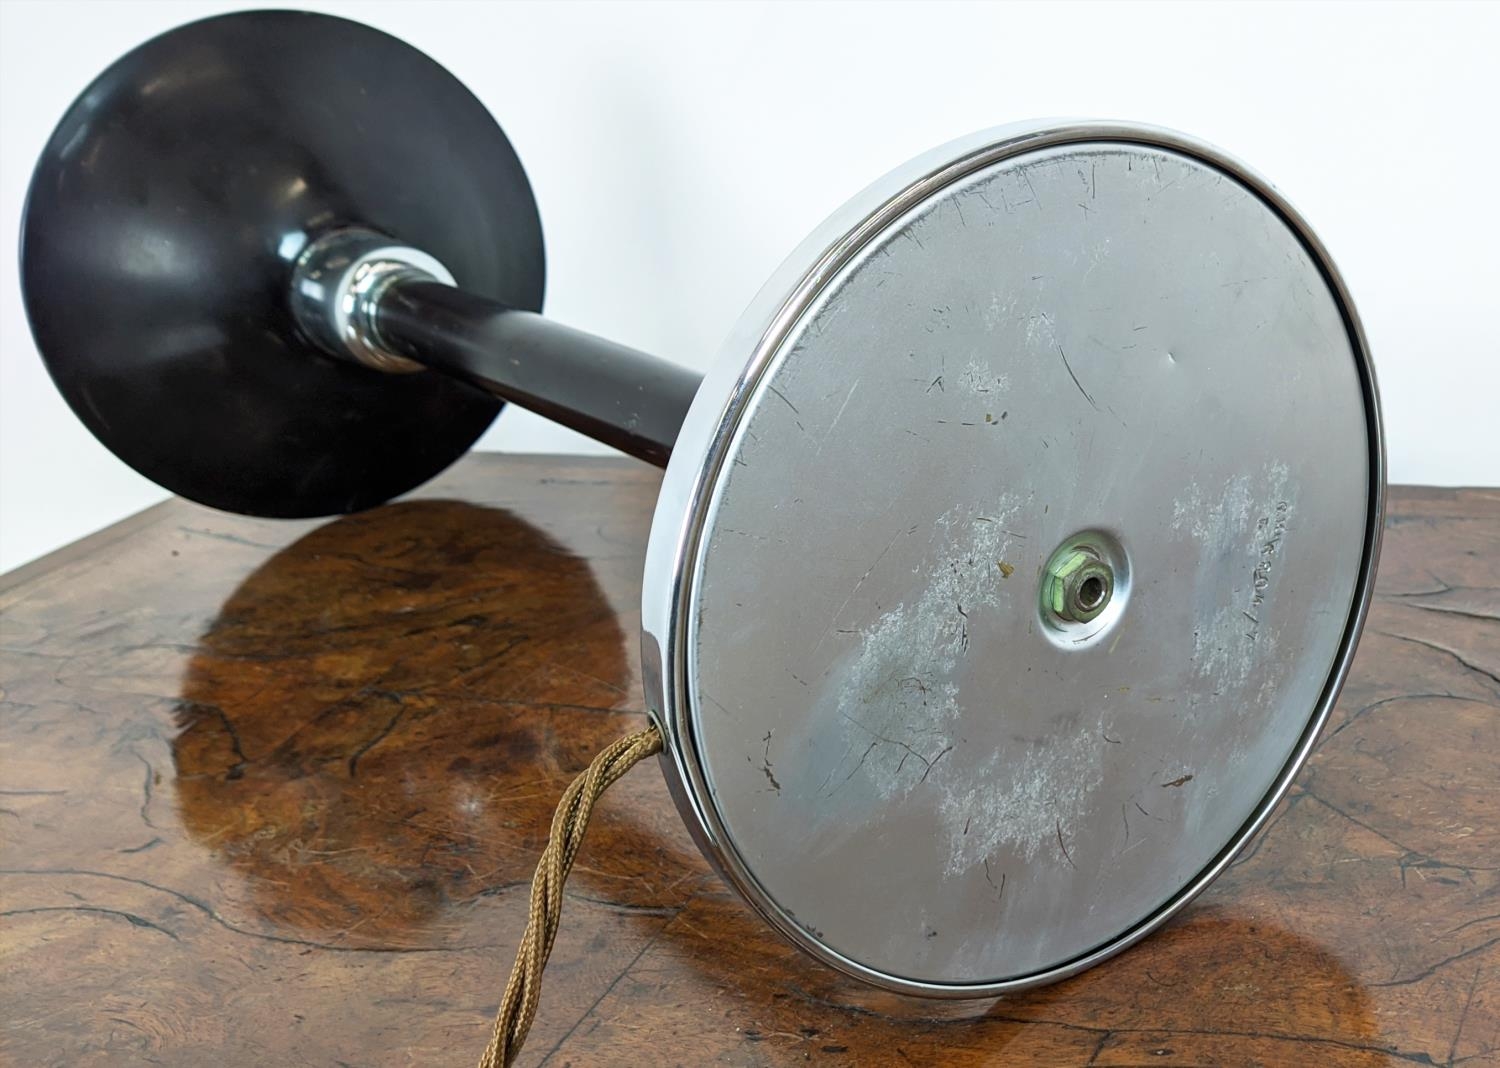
[609, 894, 1390, 1065]
[168, 499, 641, 943]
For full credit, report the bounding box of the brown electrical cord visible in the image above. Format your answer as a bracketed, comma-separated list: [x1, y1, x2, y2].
[477, 723, 664, 1068]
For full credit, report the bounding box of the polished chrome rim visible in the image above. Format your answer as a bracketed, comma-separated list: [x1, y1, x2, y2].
[642, 119, 1385, 997]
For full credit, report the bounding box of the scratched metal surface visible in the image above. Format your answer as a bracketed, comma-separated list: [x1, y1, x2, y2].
[685, 143, 1371, 984]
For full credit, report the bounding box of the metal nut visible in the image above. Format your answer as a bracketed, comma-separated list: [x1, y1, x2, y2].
[1042, 545, 1114, 624]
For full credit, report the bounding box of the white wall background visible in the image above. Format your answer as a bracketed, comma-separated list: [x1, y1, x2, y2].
[2, 0, 1497, 571]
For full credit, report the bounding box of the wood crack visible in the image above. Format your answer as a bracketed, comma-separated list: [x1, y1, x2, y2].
[0, 868, 496, 954]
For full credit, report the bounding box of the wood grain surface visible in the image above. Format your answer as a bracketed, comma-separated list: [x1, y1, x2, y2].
[2, 456, 1496, 1066]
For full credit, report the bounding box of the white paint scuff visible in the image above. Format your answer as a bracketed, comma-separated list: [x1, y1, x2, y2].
[939, 721, 1106, 875]
[1173, 462, 1295, 692]
[815, 501, 1023, 804]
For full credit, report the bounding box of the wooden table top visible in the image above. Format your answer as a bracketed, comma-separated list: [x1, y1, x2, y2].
[2, 455, 1496, 1067]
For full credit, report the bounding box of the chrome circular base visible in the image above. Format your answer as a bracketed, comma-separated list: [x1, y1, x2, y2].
[20, 10, 545, 517]
[644, 121, 1383, 995]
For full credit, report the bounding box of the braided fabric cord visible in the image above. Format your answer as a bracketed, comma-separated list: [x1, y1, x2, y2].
[477, 723, 664, 1068]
